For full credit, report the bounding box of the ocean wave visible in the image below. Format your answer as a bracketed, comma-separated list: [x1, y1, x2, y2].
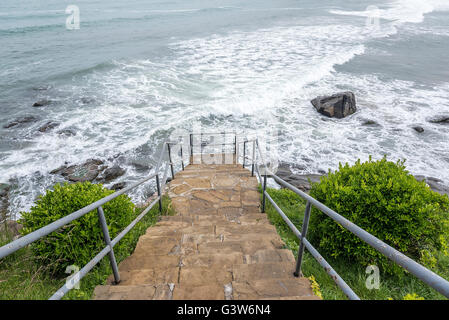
[330, 0, 449, 25]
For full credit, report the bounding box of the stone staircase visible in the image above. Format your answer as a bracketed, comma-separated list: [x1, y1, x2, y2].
[93, 154, 319, 300]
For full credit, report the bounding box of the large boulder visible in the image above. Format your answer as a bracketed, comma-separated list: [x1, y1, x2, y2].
[98, 166, 126, 183]
[51, 159, 107, 182]
[274, 163, 324, 192]
[415, 176, 449, 196]
[311, 91, 357, 118]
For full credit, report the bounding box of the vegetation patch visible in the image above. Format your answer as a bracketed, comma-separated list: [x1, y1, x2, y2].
[261, 158, 449, 300]
[0, 182, 173, 300]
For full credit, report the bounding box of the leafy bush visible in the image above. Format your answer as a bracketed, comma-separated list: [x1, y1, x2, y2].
[19, 182, 135, 275]
[308, 157, 449, 275]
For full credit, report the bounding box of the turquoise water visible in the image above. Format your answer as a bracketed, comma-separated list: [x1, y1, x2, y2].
[1, 0, 449, 215]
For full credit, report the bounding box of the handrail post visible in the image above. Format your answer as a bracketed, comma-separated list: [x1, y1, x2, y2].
[261, 173, 267, 213]
[167, 143, 175, 179]
[180, 145, 185, 171]
[155, 174, 162, 214]
[190, 134, 193, 157]
[97, 206, 120, 284]
[251, 140, 255, 177]
[243, 140, 246, 168]
[234, 134, 237, 155]
[294, 201, 312, 277]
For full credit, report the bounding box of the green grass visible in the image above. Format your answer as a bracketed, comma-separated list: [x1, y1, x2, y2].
[0, 196, 174, 300]
[262, 187, 449, 300]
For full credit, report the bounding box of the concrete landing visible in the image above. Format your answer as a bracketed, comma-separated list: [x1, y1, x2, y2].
[93, 154, 319, 300]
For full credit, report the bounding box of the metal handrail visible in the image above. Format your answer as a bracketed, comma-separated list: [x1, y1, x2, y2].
[0, 139, 187, 300]
[245, 137, 449, 299]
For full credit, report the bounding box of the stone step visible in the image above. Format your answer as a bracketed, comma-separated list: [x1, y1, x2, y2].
[107, 267, 179, 286]
[182, 252, 244, 268]
[215, 224, 278, 236]
[173, 284, 226, 300]
[232, 262, 297, 282]
[232, 278, 316, 300]
[118, 255, 180, 271]
[178, 265, 232, 287]
[198, 239, 283, 255]
[244, 249, 295, 264]
[93, 284, 174, 300]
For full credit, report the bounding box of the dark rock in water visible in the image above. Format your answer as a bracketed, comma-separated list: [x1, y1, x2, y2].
[428, 115, 449, 124]
[165, 177, 173, 183]
[415, 175, 449, 196]
[311, 91, 357, 119]
[38, 121, 59, 133]
[51, 159, 107, 182]
[0, 220, 23, 238]
[413, 126, 424, 133]
[362, 119, 380, 126]
[111, 182, 126, 191]
[3, 116, 38, 129]
[57, 129, 77, 136]
[98, 166, 126, 182]
[0, 183, 10, 220]
[131, 161, 152, 172]
[80, 97, 95, 105]
[275, 164, 324, 192]
[32, 99, 52, 107]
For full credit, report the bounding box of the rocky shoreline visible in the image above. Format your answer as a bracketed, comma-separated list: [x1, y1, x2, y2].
[274, 162, 449, 197]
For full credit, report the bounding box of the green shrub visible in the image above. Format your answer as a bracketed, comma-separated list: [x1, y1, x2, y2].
[308, 157, 449, 275]
[19, 182, 135, 275]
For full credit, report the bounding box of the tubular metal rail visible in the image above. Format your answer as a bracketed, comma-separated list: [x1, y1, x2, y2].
[237, 137, 449, 300]
[0, 139, 187, 300]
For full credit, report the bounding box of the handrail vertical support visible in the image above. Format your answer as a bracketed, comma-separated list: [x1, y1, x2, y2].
[167, 143, 175, 179]
[156, 174, 163, 214]
[97, 206, 120, 284]
[234, 134, 237, 155]
[294, 201, 312, 277]
[262, 173, 267, 213]
[243, 140, 246, 168]
[251, 140, 255, 177]
[190, 134, 193, 157]
[180, 145, 185, 171]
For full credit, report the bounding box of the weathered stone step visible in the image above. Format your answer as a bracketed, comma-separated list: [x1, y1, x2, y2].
[182, 252, 244, 268]
[197, 239, 282, 255]
[232, 278, 316, 300]
[173, 284, 226, 300]
[232, 262, 297, 281]
[244, 249, 295, 264]
[93, 284, 174, 300]
[107, 267, 179, 286]
[216, 224, 278, 236]
[119, 255, 180, 271]
[179, 265, 232, 286]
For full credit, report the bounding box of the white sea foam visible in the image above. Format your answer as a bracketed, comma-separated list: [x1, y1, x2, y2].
[331, 0, 449, 25]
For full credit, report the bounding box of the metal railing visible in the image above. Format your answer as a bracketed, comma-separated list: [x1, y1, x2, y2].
[237, 137, 449, 300]
[0, 139, 189, 300]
